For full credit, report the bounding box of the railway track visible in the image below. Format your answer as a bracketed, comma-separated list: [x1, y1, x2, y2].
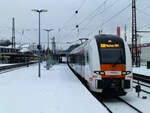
[94, 95, 143, 113]
[116, 97, 143, 113]
[133, 81, 150, 88]
[98, 96, 143, 113]
[133, 73, 150, 83]
[133, 73, 150, 94]
[98, 98, 113, 113]
[0, 61, 37, 73]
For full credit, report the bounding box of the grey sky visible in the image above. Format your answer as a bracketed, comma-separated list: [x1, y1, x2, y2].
[0, 0, 150, 48]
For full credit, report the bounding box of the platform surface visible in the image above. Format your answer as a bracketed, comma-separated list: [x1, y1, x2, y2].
[0, 63, 108, 113]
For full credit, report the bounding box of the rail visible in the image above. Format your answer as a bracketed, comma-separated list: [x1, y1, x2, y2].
[133, 73, 150, 83]
[0, 61, 37, 72]
[116, 97, 143, 113]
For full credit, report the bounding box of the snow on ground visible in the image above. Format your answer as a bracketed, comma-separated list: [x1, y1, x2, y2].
[104, 87, 150, 113]
[0, 63, 108, 113]
[121, 87, 150, 113]
[133, 66, 150, 76]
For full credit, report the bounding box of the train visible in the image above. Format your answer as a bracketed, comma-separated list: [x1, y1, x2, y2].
[67, 34, 133, 96]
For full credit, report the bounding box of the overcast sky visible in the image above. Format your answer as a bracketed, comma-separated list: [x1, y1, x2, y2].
[0, 0, 150, 48]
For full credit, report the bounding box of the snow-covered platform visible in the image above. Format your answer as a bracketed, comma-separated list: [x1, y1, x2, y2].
[0, 63, 108, 113]
[133, 66, 150, 76]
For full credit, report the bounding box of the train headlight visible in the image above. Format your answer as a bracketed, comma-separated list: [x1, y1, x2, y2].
[100, 71, 105, 75]
[94, 71, 105, 75]
[122, 71, 127, 75]
[122, 71, 131, 75]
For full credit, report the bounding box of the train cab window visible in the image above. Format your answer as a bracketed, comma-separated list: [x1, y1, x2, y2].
[95, 35, 126, 65]
[100, 48, 125, 64]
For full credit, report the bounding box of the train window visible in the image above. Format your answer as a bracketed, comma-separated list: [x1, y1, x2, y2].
[76, 54, 81, 65]
[100, 48, 125, 64]
[71, 55, 75, 63]
[80, 53, 85, 65]
[1, 48, 4, 53]
[87, 53, 89, 63]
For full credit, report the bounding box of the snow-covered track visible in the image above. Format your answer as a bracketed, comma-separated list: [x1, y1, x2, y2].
[116, 97, 143, 113]
[133, 73, 150, 83]
[0, 62, 37, 74]
[133, 81, 150, 88]
[98, 99, 113, 113]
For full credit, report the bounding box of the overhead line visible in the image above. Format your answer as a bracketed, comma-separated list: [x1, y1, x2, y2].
[101, 3, 131, 27]
[78, 0, 109, 25]
[92, 0, 118, 19]
[79, 0, 119, 35]
[77, 0, 87, 11]
[60, 0, 87, 30]
[86, 2, 131, 37]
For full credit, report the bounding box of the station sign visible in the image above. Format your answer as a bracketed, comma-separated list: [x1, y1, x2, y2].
[100, 44, 119, 48]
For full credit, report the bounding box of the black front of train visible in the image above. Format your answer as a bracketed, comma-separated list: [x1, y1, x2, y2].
[95, 34, 131, 96]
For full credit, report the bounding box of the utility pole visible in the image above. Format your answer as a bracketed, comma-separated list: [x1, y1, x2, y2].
[12, 17, 15, 48]
[132, 0, 150, 67]
[52, 37, 56, 54]
[124, 24, 127, 42]
[132, 0, 138, 66]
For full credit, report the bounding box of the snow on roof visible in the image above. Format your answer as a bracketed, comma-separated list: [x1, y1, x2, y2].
[21, 44, 30, 48]
[20, 47, 30, 52]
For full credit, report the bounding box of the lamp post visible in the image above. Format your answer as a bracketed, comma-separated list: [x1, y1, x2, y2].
[43, 29, 53, 48]
[32, 9, 48, 78]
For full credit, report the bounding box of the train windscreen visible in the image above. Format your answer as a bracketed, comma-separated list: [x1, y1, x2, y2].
[100, 48, 125, 64]
[95, 35, 126, 64]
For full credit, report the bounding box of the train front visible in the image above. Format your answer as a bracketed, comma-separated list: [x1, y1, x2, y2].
[92, 35, 132, 96]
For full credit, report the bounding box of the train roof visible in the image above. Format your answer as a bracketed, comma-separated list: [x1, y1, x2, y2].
[95, 34, 124, 44]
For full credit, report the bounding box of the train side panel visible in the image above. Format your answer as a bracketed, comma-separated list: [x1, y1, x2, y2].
[124, 41, 133, 92]
[86, 39, 102, 92]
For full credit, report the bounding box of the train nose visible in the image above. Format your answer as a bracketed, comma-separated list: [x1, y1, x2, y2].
[100, 64, 126, 78]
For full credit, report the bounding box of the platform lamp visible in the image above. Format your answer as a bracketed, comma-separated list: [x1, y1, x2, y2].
[31, 9, 48, 78]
